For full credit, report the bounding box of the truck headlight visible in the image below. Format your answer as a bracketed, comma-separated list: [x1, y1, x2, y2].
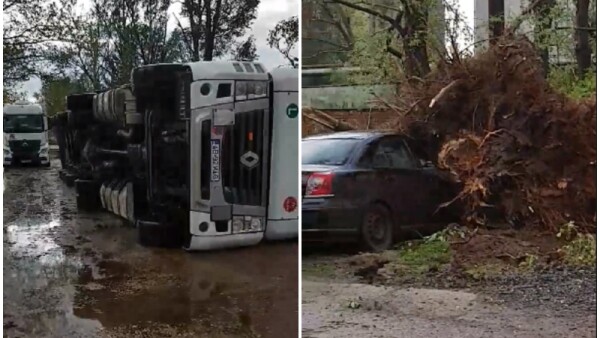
[39, 143, 49, 155]
[250, 218, 262, 231]
[232, 218, 244, 233]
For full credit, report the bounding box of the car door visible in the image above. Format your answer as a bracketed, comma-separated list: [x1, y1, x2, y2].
[356, 136, 421, 226]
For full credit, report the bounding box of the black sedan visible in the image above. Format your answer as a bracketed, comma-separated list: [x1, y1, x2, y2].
[302, 131, 458, 251]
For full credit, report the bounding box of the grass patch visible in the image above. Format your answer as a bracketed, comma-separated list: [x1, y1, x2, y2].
[560, 233, 596, 266]
[464, 263, 510, 280]
[302, 263, 337, 278]
[556, 222, 596, 267]
[395, 240, 451, 274]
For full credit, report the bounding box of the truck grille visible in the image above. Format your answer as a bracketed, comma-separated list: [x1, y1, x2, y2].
[222, 110, 266, 206]
[9, 140, 41, 155]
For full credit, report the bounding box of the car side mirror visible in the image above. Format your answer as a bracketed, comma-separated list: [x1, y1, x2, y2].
[419, 159, 434, 168]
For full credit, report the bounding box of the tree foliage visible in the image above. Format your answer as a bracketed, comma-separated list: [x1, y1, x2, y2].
[301, 1, 354, 65]
[34, 75, 87, 117]
[53, 0, 186, 90]
[178, 0, 260, 61]
[267, 16, 299, 67]
[3, 0, 74, 88]
[233, 36, 259, 61]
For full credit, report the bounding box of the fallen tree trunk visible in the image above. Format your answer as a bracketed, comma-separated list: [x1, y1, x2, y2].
[303, 108, 356, 132]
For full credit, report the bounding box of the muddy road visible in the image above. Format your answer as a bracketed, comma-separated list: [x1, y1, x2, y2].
[4, 160, 298, 338]
[302, 252, 596, 338]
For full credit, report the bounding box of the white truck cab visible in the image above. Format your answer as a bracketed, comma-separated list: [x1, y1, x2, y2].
[184, 62, 299, 250]
[3, 101, 50, 167]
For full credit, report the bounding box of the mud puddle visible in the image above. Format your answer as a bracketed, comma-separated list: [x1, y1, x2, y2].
[4, 160, 298, 338]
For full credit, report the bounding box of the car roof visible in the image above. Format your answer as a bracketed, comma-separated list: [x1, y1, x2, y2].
[303, 130, 398, 141]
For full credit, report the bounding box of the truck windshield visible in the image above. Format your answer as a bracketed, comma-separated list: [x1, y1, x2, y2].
[4, 115, 44, 133]
[302, 138, 359, 166]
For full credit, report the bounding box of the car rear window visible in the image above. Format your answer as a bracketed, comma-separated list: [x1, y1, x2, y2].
[302, 138, 360, 166]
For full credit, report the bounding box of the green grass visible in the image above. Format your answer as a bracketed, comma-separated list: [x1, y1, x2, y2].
[395, 240, 452, 274]
[561, 233, 596, 266]
[302, 263, 337, 278]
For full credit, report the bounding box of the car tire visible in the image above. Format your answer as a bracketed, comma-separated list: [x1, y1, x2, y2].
[360, 203, 394, 252]
[137, 220, 181, 248]
[43, 162, 51, 168]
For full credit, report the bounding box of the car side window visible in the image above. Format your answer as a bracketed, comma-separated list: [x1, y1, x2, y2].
[372, 137, 415, 169]
[357, 142, 377, 168]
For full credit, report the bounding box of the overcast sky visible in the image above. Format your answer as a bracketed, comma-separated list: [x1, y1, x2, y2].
[19, 0, 299, 99]
[18, 0, 473, 99]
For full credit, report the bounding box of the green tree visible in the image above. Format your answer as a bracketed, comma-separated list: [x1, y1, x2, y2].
[178, 0, 260, 61]
[301, 1, 354, 65]
[35, 76, 86, 118]
[3, 0, 75, 89]
[233, 36, 259, 61]
[52, 0, 186, 90]
[267, 16, 299, 67]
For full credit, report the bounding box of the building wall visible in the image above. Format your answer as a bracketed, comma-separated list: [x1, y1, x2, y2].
[474, 0, 578, 65]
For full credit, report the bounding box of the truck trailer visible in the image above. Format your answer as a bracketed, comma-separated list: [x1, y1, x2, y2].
[55, 61, 299, 250]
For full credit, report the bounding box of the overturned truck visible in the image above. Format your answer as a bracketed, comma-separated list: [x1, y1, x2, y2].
[55, 61, 299, 250]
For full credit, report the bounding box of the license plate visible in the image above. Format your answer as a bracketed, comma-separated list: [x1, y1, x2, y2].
[210, 140, 220, 182]
[21, 160, 32, 164]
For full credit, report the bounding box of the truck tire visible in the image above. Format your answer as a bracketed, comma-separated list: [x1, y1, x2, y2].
[75, 179, 100, 211]
[64, 173, 76, 187]
[137, 220, 181, 248]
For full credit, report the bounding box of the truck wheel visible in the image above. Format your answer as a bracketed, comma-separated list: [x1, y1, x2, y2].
[360, 203, 394, 252]
[75, 179, 100, 211]
[64, 173, 76, 187]
[137, 220, 181, 248]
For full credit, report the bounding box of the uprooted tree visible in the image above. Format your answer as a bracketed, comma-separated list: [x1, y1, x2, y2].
[394, 34, 595, 232]
[304, 0, 596, 232]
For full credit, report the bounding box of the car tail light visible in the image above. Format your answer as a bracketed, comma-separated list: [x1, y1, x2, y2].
[305, 172, 334, 197]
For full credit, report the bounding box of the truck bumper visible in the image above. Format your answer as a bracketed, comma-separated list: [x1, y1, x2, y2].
[4, 152, 49, 166]
[265, 219, 298, 240]
[185, 232, 263, 251]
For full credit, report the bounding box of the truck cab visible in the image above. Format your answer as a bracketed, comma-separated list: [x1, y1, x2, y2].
[58, 61, 298, 251]
[3, 101, 50, 167]
[185, 62, 299, 250]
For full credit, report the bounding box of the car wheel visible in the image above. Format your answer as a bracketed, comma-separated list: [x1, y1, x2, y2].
[360, 203, 393, 252]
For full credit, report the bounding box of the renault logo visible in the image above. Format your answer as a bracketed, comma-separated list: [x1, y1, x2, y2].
[240, 151, 259, 168]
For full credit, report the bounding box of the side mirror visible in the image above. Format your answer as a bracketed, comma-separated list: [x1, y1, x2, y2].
[419, 159, 434, 168]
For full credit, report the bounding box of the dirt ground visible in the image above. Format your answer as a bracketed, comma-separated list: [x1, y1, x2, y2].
[302, 240, 596, 338]
[3, 159, 298, 338]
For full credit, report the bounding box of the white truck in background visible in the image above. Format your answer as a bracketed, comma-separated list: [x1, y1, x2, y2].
[3, 101, 51, 167]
